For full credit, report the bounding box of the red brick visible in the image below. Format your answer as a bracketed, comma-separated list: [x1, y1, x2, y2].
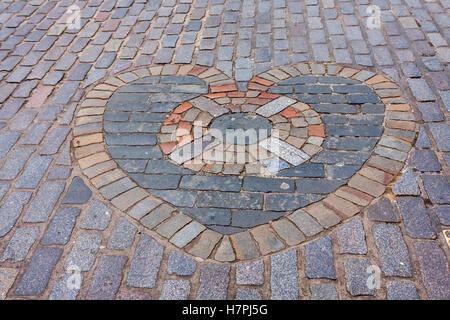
[210, 84, 238, 93]
[280, 107, 300, 118]
[173, 102, 193, 114]
[308, 125, 326, 137]
[160, 142, 177, 154]
[164, 113, 181, 125]
[251, 77, 275, 86]
[188, 66, 208, 76]
[176, 122, 192, 136]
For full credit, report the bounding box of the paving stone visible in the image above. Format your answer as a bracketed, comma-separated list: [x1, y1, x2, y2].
[48, 167, 72, 180]
[167, 251, 197, 276]
[372, 224, 412, 277]
[434, 205, 450, 226]
[265, 194, 324, 211]
[197, 192, 263, 209]
[0, 131, 21, 158]
[243, 176, 294, 192]
[288, 209, 323, 236]
[160, 280, 190, 300]
[127, 234, 164, 288]
[270, 249, 299, 300]
[65, 233, 102, 272]
[386, 282, 419, 300]
[344, 258, 376, 296]
[0, 226, 40, 262]
[81, 200, 112, 230]
[170, 221, 205, 248]
[0, 191, 31, 237]
[0, 268, 19, 300]
[407, 79, 435, 101]
[236, 289, 262, 300]
[367, 197, 401, 222]
[428, 123, 450, 151]
[272, 218, 305, 245]
[107, 217, 137, 250]
[337, 218, 367, 254]
[310, 283, 338, 300]
[41, 207, 81, 245]
[236, 260, 264, 285]
[196, 264, 230, 300]
[181, 176, 241, 192]
[87, 255, 127, 300]
[49, 273, 83, 300]
[305, 236, 336, 279]
[0, 147, 34, 179]
[422, 174, 450, 204]
[397, 197, 436, 239]
[414, 241, 450, 300]
[15, 247, 62, 296]
[0, 182, 9, 203]
[62, 177, 92, 204]
[15, 155, 52, 189]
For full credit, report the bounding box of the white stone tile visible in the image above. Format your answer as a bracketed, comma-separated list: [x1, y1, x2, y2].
[259, 137, 310, 166]
[255, 96, 296, 117]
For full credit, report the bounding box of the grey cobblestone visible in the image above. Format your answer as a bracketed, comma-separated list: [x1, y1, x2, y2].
[87, 255, 127, 300]
[305, 236, 336, 279]
[65, 233, 102, 272]
[0, 191, 31, 237]
[15, 247, 62, 296]
[271, 249, 298, 300]
[373, 224, 412, 277]
[127, 234, 164, 288]
[0, 226, 40, 263]
[196, 264, 230, 300]
[41, 207, 81, 245]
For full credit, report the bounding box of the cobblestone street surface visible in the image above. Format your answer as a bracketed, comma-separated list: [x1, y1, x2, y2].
[0, 0, 449, 300]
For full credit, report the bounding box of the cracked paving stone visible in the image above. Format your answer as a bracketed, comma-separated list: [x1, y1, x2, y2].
[127, 234, 164, 288]
[167, 251, 197, 276]
[86, 255, 128, 300]
[15, 247, 63, 296]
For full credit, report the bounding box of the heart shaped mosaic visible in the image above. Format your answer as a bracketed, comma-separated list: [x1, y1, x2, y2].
[73, 63, 417, 261]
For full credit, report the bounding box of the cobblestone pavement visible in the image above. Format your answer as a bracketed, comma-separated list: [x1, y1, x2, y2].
[0, 0, 449, 300]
